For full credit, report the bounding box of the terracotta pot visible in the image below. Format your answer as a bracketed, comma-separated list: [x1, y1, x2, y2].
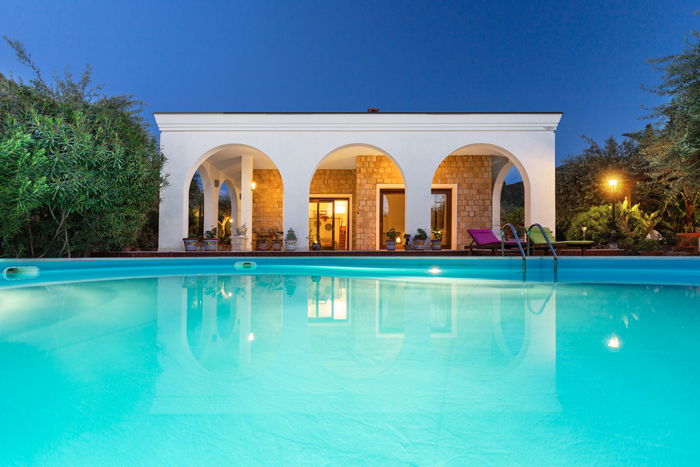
[272, 240, 283, 251]
[431, 240, 442, 250]
[414, 238, 427, 250]
[386, 240, 396, 251]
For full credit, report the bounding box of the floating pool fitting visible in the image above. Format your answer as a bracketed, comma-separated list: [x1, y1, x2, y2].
[234, 261, 257, 271]
[3, 265, 40, 281]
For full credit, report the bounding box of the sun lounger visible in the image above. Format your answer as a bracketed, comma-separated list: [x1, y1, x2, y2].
[527, 226, 593, 255]
[465, 228, 523, 255]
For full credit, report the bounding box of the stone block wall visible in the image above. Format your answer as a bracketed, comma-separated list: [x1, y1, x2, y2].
[355, 155, 404, 250]
[252, 169, 284, 237]
[432, 155, 492, 248]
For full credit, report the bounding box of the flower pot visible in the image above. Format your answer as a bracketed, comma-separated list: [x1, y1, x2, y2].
[311, 242, 321, 251]
[203, 238, 218, 251]
[272, 240, 283, 251]
[231, 236, 247, 251]
[413, 239, 427, 250]
[285, 240, 297, 251]
[183, 238, 198, 251]
[386, 240, 396, 251]
[431, 240, 442, 250]
[258, 240, 271, 251]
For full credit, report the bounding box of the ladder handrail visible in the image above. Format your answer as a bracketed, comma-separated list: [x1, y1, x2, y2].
[501, 223, 527, 277]
[527, 223, 558, 276]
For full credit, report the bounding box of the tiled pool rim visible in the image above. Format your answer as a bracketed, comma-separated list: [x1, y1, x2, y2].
[2, 256, 699, 288]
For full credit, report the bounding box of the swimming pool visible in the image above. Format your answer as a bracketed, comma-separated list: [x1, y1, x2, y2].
[1, 257, 699, 465]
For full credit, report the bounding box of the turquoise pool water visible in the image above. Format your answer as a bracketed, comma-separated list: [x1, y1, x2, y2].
[1, 257, 700, 465]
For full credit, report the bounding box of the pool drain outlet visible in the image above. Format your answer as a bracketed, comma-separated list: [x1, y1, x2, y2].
[234, 261, 257, 271]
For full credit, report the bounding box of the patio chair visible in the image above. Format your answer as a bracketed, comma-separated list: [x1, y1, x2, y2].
[527, 226, 593, 255]
[465, 228, 524, 255]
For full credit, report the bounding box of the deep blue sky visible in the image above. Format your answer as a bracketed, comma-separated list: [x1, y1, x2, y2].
[1, 0, 697, 167]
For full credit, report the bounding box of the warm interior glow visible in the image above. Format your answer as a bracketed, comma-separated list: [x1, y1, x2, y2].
[608, 178, 618, 188]
[335, 203, 346, 214]
[250, 181, 257, 190]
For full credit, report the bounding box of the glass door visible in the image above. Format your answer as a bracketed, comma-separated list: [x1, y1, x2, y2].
[379, 189, 406, 249]
[308, 198, 350, 250]
[431, 189, 452, 248]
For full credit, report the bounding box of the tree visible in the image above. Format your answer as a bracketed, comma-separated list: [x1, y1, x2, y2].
[0, 38, 167, 257]
[555, 136, 657, 238]
[635, 30, 700, 231]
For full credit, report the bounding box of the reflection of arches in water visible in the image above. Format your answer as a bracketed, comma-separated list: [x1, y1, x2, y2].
[429, 282, 555, 378]
[183, 275, 283, 379]
[308, 278, 404, 379]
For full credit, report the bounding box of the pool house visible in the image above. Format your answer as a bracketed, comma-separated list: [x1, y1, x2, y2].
[155, 112, 562, 251]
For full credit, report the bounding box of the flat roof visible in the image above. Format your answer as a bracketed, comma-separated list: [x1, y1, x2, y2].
[153, 111, 563, 115]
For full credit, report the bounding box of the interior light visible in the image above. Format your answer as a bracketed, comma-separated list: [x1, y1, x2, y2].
[248, 332, 255, 341]
[335, 204, 346, 214]
[250, 181, 257, 190]
[428, 267, 441, 274]
[396, 237, 401, 244]
[607, 334, 621, 350]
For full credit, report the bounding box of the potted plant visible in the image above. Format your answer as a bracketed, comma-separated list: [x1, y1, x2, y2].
[413, 228, 429, 250]
[183, 227, 199, 251]
[203, 227, 219, 251]
[431, 229, 443, 250]
[272, 230, 284, 251]
[257, 230, 271, 250]
[285, 228, 297, 251]
[386, 228, 399, 250]
[231, 223, 248, 251]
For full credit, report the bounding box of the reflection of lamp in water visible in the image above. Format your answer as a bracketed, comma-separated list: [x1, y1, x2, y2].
[248, 332, 255, 341]
[607, 334, 621, 350]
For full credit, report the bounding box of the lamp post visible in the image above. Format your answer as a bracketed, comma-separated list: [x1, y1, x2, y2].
[608, 178, 618, 249]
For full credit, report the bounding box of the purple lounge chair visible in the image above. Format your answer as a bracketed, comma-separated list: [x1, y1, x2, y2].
[466, 229, 522, 255]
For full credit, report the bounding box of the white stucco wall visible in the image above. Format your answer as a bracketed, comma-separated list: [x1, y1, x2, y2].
[154, 112, 562, 251]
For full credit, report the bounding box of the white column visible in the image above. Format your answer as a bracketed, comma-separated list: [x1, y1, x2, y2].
[240, 155, 253, 250]
[281, 169, 310, 251]
[522, 134, 556, 231]
[158, 169, 188, 251]
[403, 168, 433, 241]
[492, 162, 513, 232]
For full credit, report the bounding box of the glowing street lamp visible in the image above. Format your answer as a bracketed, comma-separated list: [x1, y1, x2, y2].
[607, 178, 619, 248]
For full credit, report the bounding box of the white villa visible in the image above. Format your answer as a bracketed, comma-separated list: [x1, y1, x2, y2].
[154, 112, 562, 251]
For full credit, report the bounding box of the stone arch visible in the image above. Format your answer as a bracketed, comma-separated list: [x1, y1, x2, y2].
[308, 143, 407, 250]
[438, 143, 532, 239]
[185, 143, 284, 250]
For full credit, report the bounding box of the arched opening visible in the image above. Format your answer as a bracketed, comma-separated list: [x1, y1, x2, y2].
[434, 144, 530, 249]
[309, 144, 406, 250]
[185, 144, 283, 251]
[217, 181, 237, 249]
[187, 171, 205, 238]
[498, 166, 525, 235]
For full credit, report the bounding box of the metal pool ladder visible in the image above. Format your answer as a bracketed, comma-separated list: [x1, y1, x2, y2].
[527, 223, 558, 277]
[501, 223, 527, 277]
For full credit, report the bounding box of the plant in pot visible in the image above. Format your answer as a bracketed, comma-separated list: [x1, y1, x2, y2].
[203, 227, 219, 251]
[272, 230, 284, 251]
[231, 223, 248, 251]
[183, 227, 199, 251]
[431, 229, 443, 250]
[413, 228, 429, 250]
[386, 228, 399, 250]
[285, 228, 297, 251]
[257, 230, 271, 251]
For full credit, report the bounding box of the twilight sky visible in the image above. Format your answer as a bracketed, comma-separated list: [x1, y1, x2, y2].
[1, 0, 697, 168]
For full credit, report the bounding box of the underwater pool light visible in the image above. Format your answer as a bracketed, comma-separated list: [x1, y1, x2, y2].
[428, 267, 441, 275]
[607, 334, 621, 350]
